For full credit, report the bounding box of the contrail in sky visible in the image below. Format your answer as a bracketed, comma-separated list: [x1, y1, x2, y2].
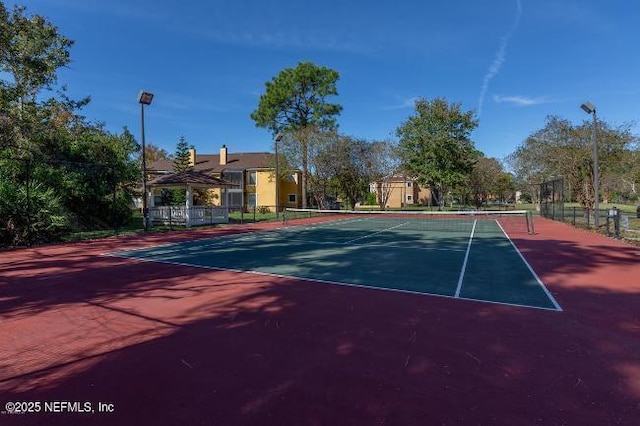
[477, 0, 523, 117]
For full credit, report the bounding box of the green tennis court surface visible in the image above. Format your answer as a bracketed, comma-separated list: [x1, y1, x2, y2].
[110, 210, 561, 311]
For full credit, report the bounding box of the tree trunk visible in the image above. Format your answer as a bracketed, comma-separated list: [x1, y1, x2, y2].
[302, 141, 308, 209]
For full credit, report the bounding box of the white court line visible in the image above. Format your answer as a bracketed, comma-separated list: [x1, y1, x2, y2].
[283, 216, 368, 233]
[344, 221, 410, 244]
[455, 219, 477, 298]
[494, 220, 563, 311]
[105, 253, 562, 311]
[276, 237, 465, 252]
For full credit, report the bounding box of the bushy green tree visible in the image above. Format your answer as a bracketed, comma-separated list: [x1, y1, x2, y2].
[0, 156, 68, 245]
[251, 62, 342, 207]
[397, 97, 479, 209]
[0, 3, 73, 105]
[467, 156, 503, 207]
[0, 4, 141, 245]
[507, 116, 637, 209]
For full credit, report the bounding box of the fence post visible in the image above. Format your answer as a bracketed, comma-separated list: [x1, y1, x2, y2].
[605, 207, 621, 238]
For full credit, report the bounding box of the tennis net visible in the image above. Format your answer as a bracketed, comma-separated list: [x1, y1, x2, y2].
[283, 208, 535, 235]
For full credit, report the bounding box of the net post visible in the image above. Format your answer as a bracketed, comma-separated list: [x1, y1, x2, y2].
[527, 211, 535, 235]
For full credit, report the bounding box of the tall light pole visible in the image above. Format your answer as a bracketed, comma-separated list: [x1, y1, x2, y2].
[580, 101, 598, 229]
[138, 90, 154, 232]
[274, 133, 283, 220]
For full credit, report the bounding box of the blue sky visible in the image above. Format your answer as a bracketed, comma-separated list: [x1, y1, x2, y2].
[7, 0, 640, 162]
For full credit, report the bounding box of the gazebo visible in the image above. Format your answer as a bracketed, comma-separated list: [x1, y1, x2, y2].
[146, 170, 236, 227]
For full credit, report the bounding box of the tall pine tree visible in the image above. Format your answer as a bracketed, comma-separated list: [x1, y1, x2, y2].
[173, 135, 193, 172]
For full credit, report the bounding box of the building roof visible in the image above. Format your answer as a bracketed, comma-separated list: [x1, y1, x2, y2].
[374, 174, 418, 183]
[148, 152, 274, 173]
[147, 170, 236, 187]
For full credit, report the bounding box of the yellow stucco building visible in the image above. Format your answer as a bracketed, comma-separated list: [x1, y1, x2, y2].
[148, 145, 302, 213]
[370, 175, 434, 209]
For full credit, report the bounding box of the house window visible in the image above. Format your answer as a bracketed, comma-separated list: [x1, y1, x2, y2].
[222, 170, 243, 187]
[247, 193, 257, 208]
[248, 171, 257, 185]
[407, 195, 413, 202]
[288, 194, 296, 203]
[227, 192, 243, 209]
[407, 182, 413, 188]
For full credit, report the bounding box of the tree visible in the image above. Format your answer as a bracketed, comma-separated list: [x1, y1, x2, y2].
[333, 136, 372, 209]
[166, 135, 193, 206]
[251, 62, 342, 208]
[507, 115, 637, 209]
[306, 130, 337, 209]
[173, 135, 193, 172]
[314, 135, 372, 209]
[0, 4, 73, 107]
[467, 156, 503, 207]
[618, 148, 639, 200]
[0, 4, 141, 245]
[0, 164, 68, 246]
[0, 113, 140, 244]
[277, 127, 335, 208]
[367, 140, 401, 209]
[144, 143, 171, 164]
[495, 172, 516, 202]
[396, 97, 479, 209]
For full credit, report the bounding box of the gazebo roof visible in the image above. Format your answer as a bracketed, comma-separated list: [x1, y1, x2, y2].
[147, 170, 237, 187]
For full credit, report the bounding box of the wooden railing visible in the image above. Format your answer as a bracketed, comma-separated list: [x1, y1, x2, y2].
[149, 206, 229, 227]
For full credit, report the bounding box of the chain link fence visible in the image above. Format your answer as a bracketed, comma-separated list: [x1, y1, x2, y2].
[539, 178, 639, 243]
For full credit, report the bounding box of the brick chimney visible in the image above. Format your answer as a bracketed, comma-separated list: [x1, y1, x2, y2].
[188, 148, 196, 167]
[220, 144, 227, 165]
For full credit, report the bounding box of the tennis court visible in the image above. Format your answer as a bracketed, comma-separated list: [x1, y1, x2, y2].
[4, 213, 640, 426]
[110, 209, 561, 311]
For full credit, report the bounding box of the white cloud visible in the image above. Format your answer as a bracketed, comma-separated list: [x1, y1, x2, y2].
[382, 97, 419, 111]
[477, 0, 523, 116]
[186, 27, 371, 55]
[492, 95, 550, 106]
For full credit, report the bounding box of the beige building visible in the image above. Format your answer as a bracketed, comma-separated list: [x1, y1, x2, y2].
[370, 175, 433, 209]
[148, 145, 302, 213]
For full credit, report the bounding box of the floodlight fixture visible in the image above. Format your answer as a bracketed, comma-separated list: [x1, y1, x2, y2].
[580, 101, 596, 115]
[138, 91, 154, 105]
